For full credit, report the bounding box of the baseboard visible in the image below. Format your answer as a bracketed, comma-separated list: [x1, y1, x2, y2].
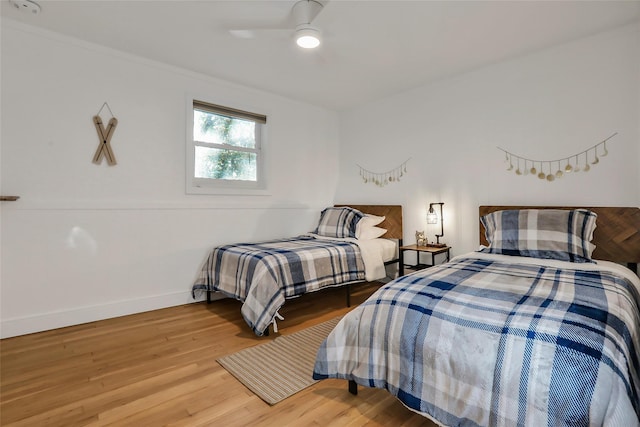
[0, 290, 223, 339]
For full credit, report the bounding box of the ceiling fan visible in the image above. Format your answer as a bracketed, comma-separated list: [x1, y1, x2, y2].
[229, 0, 327, 49]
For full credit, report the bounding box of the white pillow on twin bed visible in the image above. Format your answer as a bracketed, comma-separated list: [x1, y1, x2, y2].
[360, 214, 385, 228]
[358, 226, 387, 240]
[356, 214, 386, 240]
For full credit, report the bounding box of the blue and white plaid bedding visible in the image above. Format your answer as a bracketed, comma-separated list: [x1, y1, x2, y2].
[192, 236, 365, 335]
[313, 252, 640, 426]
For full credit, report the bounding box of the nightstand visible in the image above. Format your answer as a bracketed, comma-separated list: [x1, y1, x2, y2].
[399, 245, 451, 276]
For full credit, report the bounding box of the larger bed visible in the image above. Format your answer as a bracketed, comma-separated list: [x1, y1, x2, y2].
[313, 206, 640, 426]
[192, 204, 403, 336]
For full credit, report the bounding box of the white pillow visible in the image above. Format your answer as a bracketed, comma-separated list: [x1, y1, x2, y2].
[358, 226, 387, 240]
[356, 214, 385, 239]
[360, 214, 385, 228]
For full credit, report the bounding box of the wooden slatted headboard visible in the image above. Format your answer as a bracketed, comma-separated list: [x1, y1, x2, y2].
[335, 205, 403, 241]
[479, 206, 640, 266]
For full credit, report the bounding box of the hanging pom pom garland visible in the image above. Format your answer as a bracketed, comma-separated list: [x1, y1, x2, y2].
[497, 133, 616, 182]
[358, 158, 410, 187]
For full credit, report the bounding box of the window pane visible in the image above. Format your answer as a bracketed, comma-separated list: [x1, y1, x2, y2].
[193, 109, 256, 149]
[194, 146, 257, 181]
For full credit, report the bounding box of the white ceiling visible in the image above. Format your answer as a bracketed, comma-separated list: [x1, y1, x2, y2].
[2, 0, 639, 111]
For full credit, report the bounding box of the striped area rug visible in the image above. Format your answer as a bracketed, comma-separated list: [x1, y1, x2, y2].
[217, 316, 342, 405]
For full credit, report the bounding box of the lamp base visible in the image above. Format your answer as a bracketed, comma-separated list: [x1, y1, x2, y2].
[426, 243, 447, 248]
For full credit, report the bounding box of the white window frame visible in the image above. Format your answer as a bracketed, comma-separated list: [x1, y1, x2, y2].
[186, 97, 268, 195]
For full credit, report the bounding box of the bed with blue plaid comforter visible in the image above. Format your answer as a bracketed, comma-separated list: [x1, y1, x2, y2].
[192, 236, 365, 335]
[313, 252, 640, 426]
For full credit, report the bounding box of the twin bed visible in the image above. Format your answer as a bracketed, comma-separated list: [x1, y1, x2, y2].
[192, 204, 403, 335]
[313, 206, 640, 426]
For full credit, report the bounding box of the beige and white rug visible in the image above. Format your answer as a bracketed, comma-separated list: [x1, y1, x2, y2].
[217, 316, 341, 405]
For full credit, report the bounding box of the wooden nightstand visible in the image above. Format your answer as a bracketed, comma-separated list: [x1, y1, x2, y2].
[399, 245, 451, 276]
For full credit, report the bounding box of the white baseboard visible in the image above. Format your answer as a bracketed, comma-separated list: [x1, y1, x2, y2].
[0, 290, 224, 339]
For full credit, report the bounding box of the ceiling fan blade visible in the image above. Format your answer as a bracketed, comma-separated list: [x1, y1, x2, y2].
[229, 29, 257, 39]
[229, 27, 291, 40]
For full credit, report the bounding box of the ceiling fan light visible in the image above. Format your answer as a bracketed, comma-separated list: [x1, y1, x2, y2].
[296, 27, 321, 49]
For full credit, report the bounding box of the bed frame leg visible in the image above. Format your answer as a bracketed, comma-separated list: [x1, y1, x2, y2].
[263, 325, 270, 337]
[207, 290, 212, 304]
[348, 380, 358, 395]
[346, 284, 351, 307]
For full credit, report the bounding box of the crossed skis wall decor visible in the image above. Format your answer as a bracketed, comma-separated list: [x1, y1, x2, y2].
[92, 102, 118, 166]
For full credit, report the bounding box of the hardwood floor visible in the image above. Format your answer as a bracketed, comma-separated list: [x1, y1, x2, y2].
[1, 283, 437, 426]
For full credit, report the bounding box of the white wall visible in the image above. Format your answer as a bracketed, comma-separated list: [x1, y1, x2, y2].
[2, 20, 639, 339]
[336, 23, 640, 260]
[0, 20, 341, 338]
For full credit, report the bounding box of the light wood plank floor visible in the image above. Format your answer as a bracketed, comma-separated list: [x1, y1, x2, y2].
[1, 283, 438, 426]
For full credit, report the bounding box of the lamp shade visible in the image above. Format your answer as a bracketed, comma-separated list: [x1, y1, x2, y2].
[426, 211, 438, 224]
[295, 26, 321, 49]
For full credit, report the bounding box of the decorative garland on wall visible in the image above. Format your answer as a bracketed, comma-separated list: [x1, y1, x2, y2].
[358, 158, 410, 187]
[497, 133, 616, 182]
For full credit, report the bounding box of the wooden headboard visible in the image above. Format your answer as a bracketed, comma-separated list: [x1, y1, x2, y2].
[335, 204, 403, 241]
[479, 206, 640, 265]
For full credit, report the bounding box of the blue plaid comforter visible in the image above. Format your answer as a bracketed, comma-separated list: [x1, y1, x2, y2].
[313, 253, 640, 426]
[192, 236, 365, 335]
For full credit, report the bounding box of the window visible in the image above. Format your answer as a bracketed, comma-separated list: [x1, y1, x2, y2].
[187, 99, 267, 194]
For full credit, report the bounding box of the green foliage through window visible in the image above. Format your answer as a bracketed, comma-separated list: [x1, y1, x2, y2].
[193, 109, 259, 182]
